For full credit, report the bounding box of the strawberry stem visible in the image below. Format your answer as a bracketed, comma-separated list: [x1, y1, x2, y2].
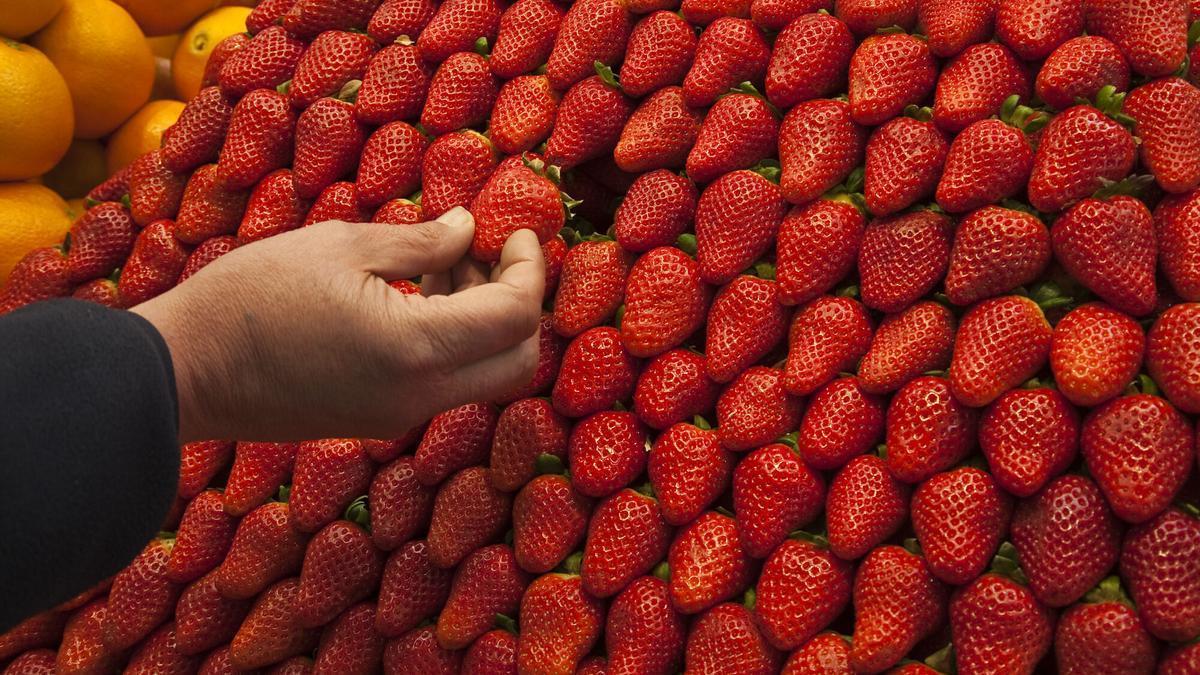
[1084, 575, 1133, 608]
[494, 614, 518, 633]
[692, 415, 712, 431]
[535, 453, 566, 476]
[561, 551, 583, 575]
[345, 495, 371, 531]
[653, 561, 671, 581]
[990, 542, 1029, 585]
[593, 60, 621, 90]
[275, 484, 291, 503]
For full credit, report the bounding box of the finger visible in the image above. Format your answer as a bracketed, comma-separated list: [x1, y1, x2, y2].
[490, 229, 546, 291]
[350, 207, 476, 280]
[421, 270, 452, 297]
[452, 257, 490, 292]
[437, 332, 540, 405]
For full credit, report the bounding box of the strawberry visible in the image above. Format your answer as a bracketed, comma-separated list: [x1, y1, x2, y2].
[1085, 0, 1189, 77]
[179, 236, 238, 285]
[290, 439, 373, 533]
[214, 501, 307, 600]
[436, 544, 531, 649]
[694, 169, 787, 285]
[103, 536, 180, 650]
[606, 575, 686, 674]
[948, 295, 1054, 408]
[427, 467, 513, 568]
[545, 0, 633, 91]
[864, 112, 950, 217]
[615, 86, 704, 174]
[167, 490, 237, 585]
[552, 326, 639, 418]
[355, 40, 431, 125]
[216, 91, 297, 193]
[178, 440, 234, 502]
[312, 602, 384, 674]
[848, 32, 937, 126]
[462, 628, 518, 673]
[469, 160, 566, 261]
[685, 603, 782, 674]
[613, 169, 697, 253]
[1052, 194, 1157, 316]
[512, 473, 592, 573]
[517, 568, 606, 674]
[295, 518, 384, 628]
[581, 487, 673, 597]
[420, 51, 498, 136]
[542, 235, 569, 299]
[936, 108, 1041, 214]
[783, 294, 874, 396]
[1051, 303, 1146, 407]
[384, 626, 462, 673]
[750, 0, 832, 30]
[919, 0, 998, 58]
[125, 622, 202, 674]
[620, 11, 697, 98]
[174, 572, 251, 655]
[1036, 35, 1131, 111]
[552, 239, 631, 337]
[64, 202, 136, 284]
[229, 578, 320, 670]
[272, 656, 316, 674]
[413, 402, 499, 485]
[489, 398, 570, 492]
[1125, 77, 1200, 194]
[6, 649, 57, 673]
[376, 540, 452, 637]
[944, 206, 1051, 305]
[1157, 188, 1200, 301]
[197, 644, 237, 672]
[996, 0, 1083, 60]
[293, 96, 367, 200]
[1162, 643, 1200, 675]
[798, 377, 886, 470]
[775, 196, 865, 308]
[116, 220, 189, 308]
[648, 421, 733, 526]
[912, 467, 1014, 585]
[85, 164, 132, 205]
[177, 165, 252, 244]
[765, 12, 853, 110]
[203, 32, 252, 86]
[681, 0, 751, 24]
[633, 349, 721, 430]
[362, 431, 421, 465]
[0, 613, 65, 663]
[979, 387, 1079, 498]
[373, 197, 423, 225]
[718, 367, 805, 452]
[1055, 576, 1160, 674]
[368, 458, 435, 552]
[218, 26, 307, 97]
[161, 86, 234, 174]
[57, 599, 120, 675]
[417, 0, 503, 63]
[682, 17, 770, 108]
[568, 410, 649, 498]
[885, 376, 979, 483]
[686, 91, 777, 184]
[933, 42, 1031, 133]
[668, 512, 753, 614]
[621, 245, 711, 358]
[238, 169, 309, 245]
[706, 274, 790, 383]
[70, 277, 120, 307]
[1120, 506, 1200, 641]
[367, 0, 437, 43]
[732, 443, 825, 558]
[546, 73, 636, 170]
[288, 32, 376, 110]
[223, 441, 299, 517]
[836, 0, 917, 35]
[488, 75, 559, 155]
[781, 632, 851, 672]
[755, 537, 853, 650]
[490, 0, 564, 78]
[858, 210, 954, 313]
[950, 572, 1054, 674]
[419, 130, 497, 219]
[304, 181, 372, 225]
[282, 0, 381, 37]
[826, 454, 910, 560]
[128, 151, 187, 227]
[1029, 99, 1137, 213]
[779, 101, 866, 208]
[1148, 302, 1200, 413]
[849, 545, 947, 673]
[354, 121, 428, 210]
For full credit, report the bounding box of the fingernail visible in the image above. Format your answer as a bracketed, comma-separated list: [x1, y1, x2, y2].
[439, 206, 474, 233]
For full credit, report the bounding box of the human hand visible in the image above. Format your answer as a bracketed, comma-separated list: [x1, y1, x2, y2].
[132, 207, 544, 443]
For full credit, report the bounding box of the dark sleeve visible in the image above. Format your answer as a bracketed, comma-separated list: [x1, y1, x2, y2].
[0, 299, 180, 631]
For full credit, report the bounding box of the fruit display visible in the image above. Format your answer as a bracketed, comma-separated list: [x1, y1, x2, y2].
[3, 0, 1200, 673]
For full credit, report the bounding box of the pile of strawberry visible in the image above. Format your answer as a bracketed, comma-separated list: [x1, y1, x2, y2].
[6, 0, 1200, 672]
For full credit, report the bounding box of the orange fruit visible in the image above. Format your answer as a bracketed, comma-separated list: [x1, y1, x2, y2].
[113, 0, 221, 37]
[0, 182, 74, 288]
[43, 139, 108, 199]
[147, 33, 182, 59]
[0, 39, 74, 181]
[106, 99, 186, 175]
[172, 6, 251, 100]
[0, 0, 66, 39]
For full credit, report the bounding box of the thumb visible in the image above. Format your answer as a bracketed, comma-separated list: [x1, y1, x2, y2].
[348, 206, 477, 280]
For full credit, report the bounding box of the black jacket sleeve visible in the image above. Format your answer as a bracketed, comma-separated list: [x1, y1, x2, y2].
[0, 299, 180, 631]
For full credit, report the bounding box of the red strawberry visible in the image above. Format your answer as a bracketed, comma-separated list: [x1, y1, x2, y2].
[295, 519, 384, 628]
[490, 0, 564, 78]
[282, 0, 381, 37]
[223, 442, 299, 517]
[996, 0, 1083, 60]
[367, 0, 437, 43]
[1036, 35, 1131, 111]
[375, 540, 452, 637]
[979, 387, 1079, 498]
[797, 377, 885, 470]
[781, 631, 851, 673]
[238, 170, 309, 245]
[919, 0, 998, 58]
[568, 410, 649, 498]
[681, 0, 751, 24]
[293, 96, 366, 200]
[57, 599, 120, 675]
[436, 544, 531, 649]
[1029, 99, 1137, 213]
[229, 578, 320, 670]
[1125, 77, 1200, 194]
[546, 73, 635, 170]
[1148, 302, 1200, 413]
[783, 294, 873, 396]
[1157, 188, 1200, 301]
[613, 169, 696, 253]
[177, 440, 234, 502]
[912, 467, 1014, 585]
[718, 367, 805, 452]
[1011, 474, 1121, 607]
[290, 439, 373, 533]
[648, 421, 732, 526]
[606, 575, 686, 674]
[826, 454, 910, 560]
[427, 467, 513, 568]
[420, 130, 497, 218]
[174, 572, 251, 656]
[1120, 506, 1200, 641]
[1052, 194, 1157, 316]
[545, 239, 572, 298]
[167, 490, 237, 585]
[948, 295, 1054, 408]
[313, 602, 384, 674]
[685, 602, 782, 674]
[116, 220, 189, 308]
[64, 202, 135, 284]
[413, 402, 499, 485]
[126, 622, 203, 674]
[632, 349, 721, 430]
[620, 10, 697, 98]
[355, 40, 432, 125]
[615, 86, 704, 174]
[686, 92, 777, 184]
[420, 51, 498, 136]
[751, 0, 833, 31]
[950, 572, 1054, 674]
[849, 545, 947, 673]
[765, 12, 853, 110]
[178, 236, 238, 285]
[202, 32, 251, 86]
[70, 277, 119, 307]
[368, 457, 435, 551]
[545, 0, 633, 91]
[161, 86, 234, 174]
[462, 628, 518, 673]
[512, 473, 592, 573]
[864, 112, 949, 217]
[218, 26, 307, 97]
[489, 398, 570, 492]
[384, 630, 461, 674]
[1085, 0, 1189, 77]
[780, 101, 865, 209]
[85, 163, 131, 205]
[885, 376, 979, 483]
[488, 75, 559, 155]
[858, 210, 954, 313]
[196, 643, 237, 672]
[668, 512, 753, 614]
[944, 206, 1050, 305]
[128, 151, 187, 227]
[732, 443, 825, 558]
[373, 197, 423, 225]
[581, 487, 673, 597]
[1054, 577, 1160, 675]
[517, 568, 606, 673]
[177, 164, 251, 244]
[214, 501, 307, 600]
[933, 42, 1030, 133]
[755, 537, 853, 650]
[417, 0, 502, 63]
[552, 326, 639, 418]
[1161, 642, 1200, 675]
[694, 169, 786, 285]
[776, 195, 865, 308]
[103, 536, 180, 650]
[0, 613, 65, 663]
[552, 238, 633, 337]
[620, 245, 711, 358]
[682, 17, 770, 108]
[289, 33, 376, 111]
[706, 274, 790, 383]
[304, 181, 371, 225]
[936, 109, 1041, 214]
[8, 649, 59, 674]
[355, 121, 428, 210]
[835, 0, 917, 35]
[469, 160, 566, 261]
[1051, 303, 1145, 407]
[848, 32, 937, 126]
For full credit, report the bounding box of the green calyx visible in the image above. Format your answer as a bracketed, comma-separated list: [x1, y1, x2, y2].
[275, 79, 292, 96]
[777, 431, 799, 451]
[495, 613, 518, 633]
[535, 452, 566, 476]
[1028, 281, 1074, 312]
[473, 36, 490, 56]
[1088, 85, 1136, 127]
[1189, 20, 1200, 48]
[1085, 575, 1134, 608]
[723, 81, 783, 119]
[1092, 174, 1157, 200]
[653, 561, 671, 581]
[594, 60, 621, 90]
[676, 233, 698, 257]
[788, 530, 831, 549]
[336, 79, 362, 104]
[824, 168, 867, 215]
[835, 284, 860, 299]
[923, 644, 955, 674]
[1001, 94, 1050, 136]
[345, 495, 371, 531]
[692, 415, 713, 431]
[1127, 373, 1161, 397]
[560, 551, 584, 575]
[275, 484, 292, 503]
[742, 588, 757, 611]
[751, 261, 776, 281]
[903, 104, 934, 123]
[990, 542, 1029, 586]
[750, 159, 782, 184]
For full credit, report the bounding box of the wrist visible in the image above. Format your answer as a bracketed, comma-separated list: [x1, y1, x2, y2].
[131, 293, 218, 444]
